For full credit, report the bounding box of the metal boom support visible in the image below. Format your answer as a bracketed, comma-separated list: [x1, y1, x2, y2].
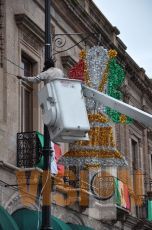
[82, 85, 152, 128]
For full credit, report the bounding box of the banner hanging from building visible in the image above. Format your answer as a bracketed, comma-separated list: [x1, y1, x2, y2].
[36, 131, 64, 175]
[115, 178, 130, 210]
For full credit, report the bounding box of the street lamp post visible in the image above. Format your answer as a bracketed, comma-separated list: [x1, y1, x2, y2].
[41, 0, 52, 229]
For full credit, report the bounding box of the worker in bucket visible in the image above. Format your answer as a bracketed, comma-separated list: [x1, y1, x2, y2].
[17, 58, 64, 83]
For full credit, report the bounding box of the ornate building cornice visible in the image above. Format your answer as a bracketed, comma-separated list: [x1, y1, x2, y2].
[130, 74, 152, 98]
[53, 0, 125, 53]
[54, 0, 152, 101]
[125, 54, 152, 99]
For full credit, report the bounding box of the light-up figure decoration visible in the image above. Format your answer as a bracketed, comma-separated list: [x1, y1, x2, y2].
[60, 46, 132, 167]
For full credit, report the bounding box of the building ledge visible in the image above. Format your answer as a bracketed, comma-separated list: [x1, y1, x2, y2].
[61, 55, 77, 69]
[0, 160, 43, 173]
[15, 13, 44, 43]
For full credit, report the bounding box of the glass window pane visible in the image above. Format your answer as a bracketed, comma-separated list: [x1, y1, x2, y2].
[21, 56, 33, 132]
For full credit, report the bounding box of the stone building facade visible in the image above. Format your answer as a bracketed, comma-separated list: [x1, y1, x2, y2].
[0, 0, 152, 229]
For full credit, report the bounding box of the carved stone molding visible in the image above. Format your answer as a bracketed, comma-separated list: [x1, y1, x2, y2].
[15, 13, 44, 44]
[138, 138, 143, 147]
[4, 192, 39, 214]
[121, 84, 131, 103]
[61, 55, 76, 69]
[129, 129, 134, 136]
[62, 213, 85, 225]
[147, 130, 152, 141]
[130, 74, 152, 99]
[125, 55, 152, 100]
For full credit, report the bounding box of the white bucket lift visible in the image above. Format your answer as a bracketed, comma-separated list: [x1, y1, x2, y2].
[38, 79, 90, 142]
[38, 78, 152, 143]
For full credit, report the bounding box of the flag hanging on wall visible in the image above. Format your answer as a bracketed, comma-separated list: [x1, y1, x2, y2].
[36, 131, 64, 175]
[115, 178, 130, 210]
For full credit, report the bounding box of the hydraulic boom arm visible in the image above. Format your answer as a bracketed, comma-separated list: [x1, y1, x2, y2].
[82, 85, 152, 128]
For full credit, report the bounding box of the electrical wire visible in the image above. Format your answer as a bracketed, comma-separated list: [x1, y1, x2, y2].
[0, 179, 43, 203]
[4, 32, 100, 72]
[0, 175, 49, 230]
[5, 57, 24, 70]
[4, 71, 18, 77]
[37, 169, 50, 230]
[4, 35, 89, 71]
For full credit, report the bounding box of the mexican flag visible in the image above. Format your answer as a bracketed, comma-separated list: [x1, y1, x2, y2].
[115, 178, 130, 210]
[36, 131, 64, 175]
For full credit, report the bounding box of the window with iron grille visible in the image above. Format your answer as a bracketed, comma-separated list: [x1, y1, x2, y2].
[17, 131, 42, 168]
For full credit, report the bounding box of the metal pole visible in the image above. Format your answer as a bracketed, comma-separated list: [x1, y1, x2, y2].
[45, 0, 51, 61]
[41, 0, 52, 229]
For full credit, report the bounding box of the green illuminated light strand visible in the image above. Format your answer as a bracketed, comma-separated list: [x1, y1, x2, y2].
[106, 58, 133, 124]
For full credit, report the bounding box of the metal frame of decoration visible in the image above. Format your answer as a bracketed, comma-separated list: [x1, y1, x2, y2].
[58, 45, 131, 167]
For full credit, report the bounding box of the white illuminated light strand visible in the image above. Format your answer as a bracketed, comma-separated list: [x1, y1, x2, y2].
[86, 46, 109, 91]
[59, 157, 127, 167]
[59, 46, 127, 167]
[86, 46, 109, 113]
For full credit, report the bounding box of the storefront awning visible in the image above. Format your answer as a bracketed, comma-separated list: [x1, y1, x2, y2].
[12, 208, 71, 230]
[0, 206, 19, 230]
[148, 200, 152, 221]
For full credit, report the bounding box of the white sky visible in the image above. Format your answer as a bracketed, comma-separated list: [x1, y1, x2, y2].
[93, 0, 152, 78]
